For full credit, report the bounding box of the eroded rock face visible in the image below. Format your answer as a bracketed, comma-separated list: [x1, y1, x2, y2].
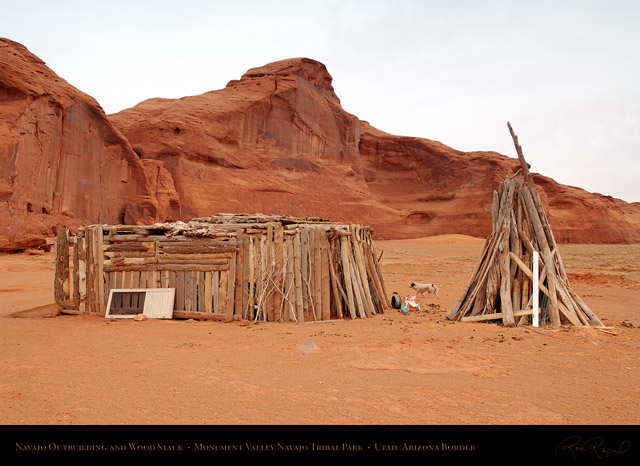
[0, 38, 181, 249]
[111, 57, 640, 243]
[531, 174, 640, 244]
[1, 41, 638, 246]
[109, 58, 385, 225]
[357, 122, 523, 239]
[357, 123, 640, 243]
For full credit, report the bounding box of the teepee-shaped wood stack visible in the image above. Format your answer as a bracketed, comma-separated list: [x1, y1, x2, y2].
[447, 123, 604, 328]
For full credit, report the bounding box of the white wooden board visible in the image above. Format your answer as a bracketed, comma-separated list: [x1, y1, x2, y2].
[106, 288, 175, 319]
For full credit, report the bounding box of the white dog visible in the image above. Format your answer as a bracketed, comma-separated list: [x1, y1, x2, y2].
[410, 282, 439, 297]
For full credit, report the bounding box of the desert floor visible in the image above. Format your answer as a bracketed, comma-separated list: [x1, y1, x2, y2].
[1, 235, 639, 430]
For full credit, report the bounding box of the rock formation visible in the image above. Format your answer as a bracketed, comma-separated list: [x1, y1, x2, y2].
[1, 39, 639, 249]
[357, 123, 640, 243]
[0, 38, 180, 251]
[111, 57, 640, 243]
[109, 58, 386, 226]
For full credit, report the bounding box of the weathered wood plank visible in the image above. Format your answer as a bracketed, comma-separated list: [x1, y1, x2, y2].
[185, 271, 195, 312]
[235, 231, 245, 318]
[512, 277, 522, 323]
[173, 311, 227, 321]
[225, 253, 236, 322]
[131, 270, 140, 289]
[204, 271, 213, 313]
[247, 239, 255, 319]
[54, 227, 70, 305]
[312, 228, 323, 321]
[157, 270, 166, 288]
[139, 271, 148, 292]
[213, 271, 220, 314]
[273, 225, 284, 321]
[300, 226, 310, 322]
[102, 234, 240, 244]
[168, 270, 176, 291]
[197, 271, 206, 313]
[293, 231, 304, 323]
[105, 251, 156, 259]
[85, 225, 106, 315]
[73, 234, 81, 311]
[461, 308, 535, 322]
[340, 236, 357, 319]
[157, 244, 237, 254]
[327, 245, 344, 319]
[175, 271, 185, 312]
[499, 222, 515, 327]
[320, 230, 331, 321]
[85, 227, 96, 314]
[96, 228, 106, 314]
[284, 236, 296, 321]
[349, 252, 367, 319]
[103, 264, 229, 273]
[241, 233, 250, 319]
[218, 270, 228, 318]
[265, 225, 275, 322]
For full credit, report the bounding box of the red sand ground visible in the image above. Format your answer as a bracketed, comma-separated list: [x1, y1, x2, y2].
[1, 235, 639, 426]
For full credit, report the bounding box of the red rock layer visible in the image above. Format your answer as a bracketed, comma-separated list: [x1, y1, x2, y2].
[2, 41, 638, 247]
[109, 58, 395, 227]
[0, 38, 180, 250]
[111, 57, 640, 243]
[358, 123, 640, 243]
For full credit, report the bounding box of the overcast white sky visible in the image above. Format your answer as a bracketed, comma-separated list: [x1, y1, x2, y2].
[3, 0, 639, 202]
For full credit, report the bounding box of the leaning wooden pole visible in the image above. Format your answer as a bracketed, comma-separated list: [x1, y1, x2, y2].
[507, 122, 561, 326]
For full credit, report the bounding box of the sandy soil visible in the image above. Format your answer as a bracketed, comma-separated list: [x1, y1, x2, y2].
[1, 235, 639, 427]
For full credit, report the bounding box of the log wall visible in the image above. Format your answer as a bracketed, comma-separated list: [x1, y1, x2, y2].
[55, 215, 389, 323]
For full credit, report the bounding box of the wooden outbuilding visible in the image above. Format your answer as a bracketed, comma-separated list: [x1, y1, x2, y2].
[54, 214, 389, 322]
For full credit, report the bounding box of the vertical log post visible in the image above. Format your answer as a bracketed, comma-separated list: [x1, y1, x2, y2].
[320, 230, 331, 321]
[499, 222, 515, 326]
[73, 233, 81, 311]
[235, 230, 245, 319]
[54, 226, 70, 306]
[312, 227, 322, 321]
[533, 251, 540, 327]
[293, 231, 304, 323]
[225, 252, 236, 322]
[340, 236, 357, 319]
[85, 225, 105, 315]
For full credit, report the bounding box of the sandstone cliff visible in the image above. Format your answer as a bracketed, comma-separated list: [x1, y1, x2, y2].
[109, 58, 383, 226]
[0, 38, 180, 250]
[110, 57, 640, 243]
[357, 123, 640, 243]
[1, 40, 638, 249]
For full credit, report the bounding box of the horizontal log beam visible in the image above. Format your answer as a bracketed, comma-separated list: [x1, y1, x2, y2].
[172, 311, 234, 321]
[461, 308, 535, 323]
[103, 264, 229, 272]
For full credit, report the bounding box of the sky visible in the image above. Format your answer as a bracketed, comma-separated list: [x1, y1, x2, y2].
[3, 0, 639, 203]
